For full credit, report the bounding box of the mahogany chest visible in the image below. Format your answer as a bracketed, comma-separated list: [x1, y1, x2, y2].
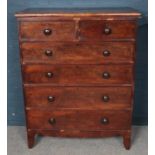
[15, 8, 141, 149]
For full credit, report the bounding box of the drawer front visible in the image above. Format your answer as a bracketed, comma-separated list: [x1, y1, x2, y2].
[20, 21, 75, 41]
[25, 86, 132, 109]
[27, 110, 131, 130]
[80, 20, 136, 41]
[23, 65, 133, 85]
[21, 42, 134, 64]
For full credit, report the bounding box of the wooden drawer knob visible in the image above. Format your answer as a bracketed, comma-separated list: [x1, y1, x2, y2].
[47, 96, 55, 102]
[101, 117, 109, 125]
[43, 29, 52, 35]
[104, 27, 111, 35]
[45, 50, 53, 56]
[103, 50, 111, 57]
[103, 72, 110, 79]
[46, 72, 53, 78]
[49, 118, 56, 125]
[102, 95, 110, 102]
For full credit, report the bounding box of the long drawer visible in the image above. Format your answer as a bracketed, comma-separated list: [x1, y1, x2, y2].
[23, 64, 133, 85]
[25, 86, 132, 109]
[27, 110, 131, 130]
[21, 42, 134, 64]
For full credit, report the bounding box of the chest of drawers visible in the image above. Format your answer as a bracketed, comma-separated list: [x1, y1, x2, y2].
[15, 8, 141, 149]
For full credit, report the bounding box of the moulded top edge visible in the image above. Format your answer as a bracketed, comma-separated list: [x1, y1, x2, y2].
[15, 7, 142, 18]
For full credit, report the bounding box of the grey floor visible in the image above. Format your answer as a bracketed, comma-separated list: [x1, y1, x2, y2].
[8, 126, 147, 155]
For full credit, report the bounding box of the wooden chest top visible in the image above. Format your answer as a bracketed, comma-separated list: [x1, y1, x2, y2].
[15, 7, 141, 18]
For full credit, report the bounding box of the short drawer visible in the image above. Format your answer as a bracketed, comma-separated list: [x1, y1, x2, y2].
[80, 20, 136, 41]
[27, 110, 131, 130]
[25, 86, 132, 109]
[23, 64, 133, 85]
[20, 21, 75, 41]
[21, 42, 134, 64]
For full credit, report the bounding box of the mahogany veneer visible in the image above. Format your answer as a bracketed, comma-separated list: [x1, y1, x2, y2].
[15, 8, 141, 149]
[21, 42, 135, 64]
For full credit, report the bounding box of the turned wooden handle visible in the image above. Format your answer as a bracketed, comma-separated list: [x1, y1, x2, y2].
[104, 27, 111, 35]
[47, 96, 55, 102]
[102, 95, 110, 102]
[49, 118, 56, 125]
[102, 72, 110, 79]
[103, 50, 111, 57]
[43, 29, 52, 35]
[45, 50, 53, 56]
[101, 117, 109, 125]
[46, 72, 53, 78]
